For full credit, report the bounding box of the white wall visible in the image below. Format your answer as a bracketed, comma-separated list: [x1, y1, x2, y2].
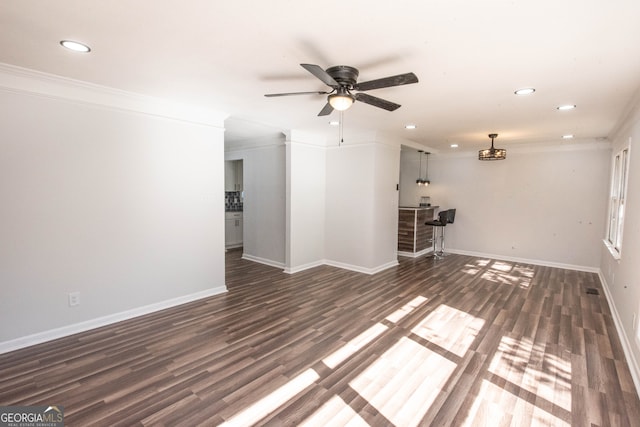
[425, 143, 610, 269]
[285, 132, 327, 272]
[399, 148, 433, 207]
[0, 67, 227, 347]
[325, 144, 375, 270]
[600, 93, 640, 390]
[371, 143, 402, 268]
[225, 137, 286, 266]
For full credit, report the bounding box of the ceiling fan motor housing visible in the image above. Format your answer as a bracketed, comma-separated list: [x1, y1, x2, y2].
[326, 65, 359, 87]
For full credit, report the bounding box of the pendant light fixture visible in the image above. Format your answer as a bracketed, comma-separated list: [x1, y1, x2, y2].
[416, 150, 424, 186]
[479, 133, 506, 161]
[416, 150, 431, 186]
[423, 152, 431, 186]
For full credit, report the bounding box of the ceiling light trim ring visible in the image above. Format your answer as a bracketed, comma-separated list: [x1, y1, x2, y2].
[60, 40, 91, 53]
[514, 88, 535, 95]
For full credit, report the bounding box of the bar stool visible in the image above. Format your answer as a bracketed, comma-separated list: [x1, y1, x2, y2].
[426, 208, 456, 258]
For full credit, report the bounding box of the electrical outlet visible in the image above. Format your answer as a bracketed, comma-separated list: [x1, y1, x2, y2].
[68, 292, 80, 307]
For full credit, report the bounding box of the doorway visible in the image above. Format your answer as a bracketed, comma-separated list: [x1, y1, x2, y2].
[224, 159, 243, 249]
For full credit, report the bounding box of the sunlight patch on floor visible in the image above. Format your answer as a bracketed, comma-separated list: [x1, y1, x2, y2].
[492, 261, 514, 272]
[481, 270, 532, 289]
[489, 336, 572, 413]
[349, 336, 457, 427]
[322, 323, 389, 369]
[465, 260, 534, 289]
[323, 295, 429, 370]
[411, 304, 485, 357]
[474, 259, 492, 267]
[219, 368, 320, 427]
[458, 335, 574, 425]
[385, 295, 428, 323]
[299, 395, 369, 427]
[460, 378, 571, 427]
[460, 267, 481, 275]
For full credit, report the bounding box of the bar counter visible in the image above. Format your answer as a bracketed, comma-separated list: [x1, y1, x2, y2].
[397, 206, 438, 257]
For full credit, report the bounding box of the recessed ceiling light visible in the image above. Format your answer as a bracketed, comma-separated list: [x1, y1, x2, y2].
[562, 134, 574, 139]
[405, 124, 417, 129]
[557, 104, 576, 111]
[329, 121, 340, 126]
[60, 40, 91, 53]
[514, 88, 535, 95]
[450, 144, 459, 148]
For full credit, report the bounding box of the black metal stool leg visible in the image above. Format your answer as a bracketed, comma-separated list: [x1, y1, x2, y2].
[439, 226, 446, 256]
[430, 226, 443, 259]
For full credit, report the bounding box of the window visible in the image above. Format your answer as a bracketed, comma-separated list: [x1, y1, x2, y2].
[606, 146, 630, 257]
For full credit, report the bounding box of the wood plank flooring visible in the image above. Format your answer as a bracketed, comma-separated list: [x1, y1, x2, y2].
[1, 250, 639, 426]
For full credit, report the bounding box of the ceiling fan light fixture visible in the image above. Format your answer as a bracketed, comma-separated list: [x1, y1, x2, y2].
[479, 133, 506, 161]
[328, 93, 355, 111]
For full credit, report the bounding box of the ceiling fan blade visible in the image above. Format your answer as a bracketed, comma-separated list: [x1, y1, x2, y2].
[354, 72, 419, 91]
[317, 102, 334, 116]
[354, 93, 401, 111]
[301, 64, 339, 87]
[264, 90, 329, 97]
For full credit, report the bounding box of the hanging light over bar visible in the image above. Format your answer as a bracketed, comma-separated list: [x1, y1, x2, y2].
[479, 133, 506, 161]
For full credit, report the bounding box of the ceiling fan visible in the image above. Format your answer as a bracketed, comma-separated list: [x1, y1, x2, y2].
[264, 64, 418, 116]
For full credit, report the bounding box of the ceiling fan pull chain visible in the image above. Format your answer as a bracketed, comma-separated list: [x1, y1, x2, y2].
[339, 111, 344, 146]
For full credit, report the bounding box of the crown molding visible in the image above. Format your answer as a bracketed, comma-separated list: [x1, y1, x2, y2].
[284, 129, 329, 147]
[609, 84, 640, 143]
[225, 133, 286, 152]
[0, 62, 228, 127]
[436, 138, 611, 159]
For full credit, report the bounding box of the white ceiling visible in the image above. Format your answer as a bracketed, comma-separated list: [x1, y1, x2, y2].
[2, 1, 640, 152]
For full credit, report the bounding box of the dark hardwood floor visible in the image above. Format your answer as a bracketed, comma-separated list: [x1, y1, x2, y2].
[1, 249, 639, 426]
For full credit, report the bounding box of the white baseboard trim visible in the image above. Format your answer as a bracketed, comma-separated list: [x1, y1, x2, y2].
[284, 260, 325, 274]
[285, 249, 597, 277]
[446, 248, 599, 273]
[398, 248, 433, 258]
[324, 259, 399, 275]
[598, 270, 640, 397]
[0, 285, 227, 355]
[242, 253, 285, 269]
[284, 258, 399, 275]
